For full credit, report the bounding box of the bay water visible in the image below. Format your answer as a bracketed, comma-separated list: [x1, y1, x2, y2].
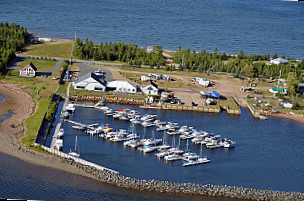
[1, 0, 303, 58]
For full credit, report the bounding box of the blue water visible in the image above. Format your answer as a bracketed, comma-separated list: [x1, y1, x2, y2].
[54, 103, 304, 193]
[1, 0, 304, 58]
[0, 93, 5, 102]
[0, 152, 230, 201]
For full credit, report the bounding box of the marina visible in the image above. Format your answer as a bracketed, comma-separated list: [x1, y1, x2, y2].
[44, 102, 304, 192]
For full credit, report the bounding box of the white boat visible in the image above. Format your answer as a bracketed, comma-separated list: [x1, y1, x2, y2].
[141, 138, 162, 146]
[183, 157, 210, 167]
[182, 152, 199, 160]
[63, 111, 69, 119]
[155, 150, 170, 158]
[141, 121, 155, 127]
[178, 125, 189, 134]
[66, 103, 76, 112]
[54, 139, 63, 150]
[167, 147, 184, 154]
[157, 144, 170, 151]
[223, 140, 236, 148]
[104, 108, 115, 116]
[156, 126, 167, 131]
[140, 114, 157, 121]
[142, 145, 158, 153]
[72, 125, 86, 130]
[130, 115, 142, 124]
[179, 134, 193, 140]
[129, 141, 142, 148]
[124, 139, 138, 146]
[164, 154, 182, 161]
[57, 128, 64, 139]
[69, 136, 80, 158]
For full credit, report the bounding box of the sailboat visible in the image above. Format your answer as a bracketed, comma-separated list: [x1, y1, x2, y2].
[183, 143, 210, 167]
[69, 135, 80, 158]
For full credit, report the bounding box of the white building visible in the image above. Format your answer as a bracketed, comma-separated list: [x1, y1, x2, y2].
[73, 72, 106, 92]
[19, 62, 37, 77]
[140, 75, 150, 81]
[270, 58, 289, 65]
[141, 81, 159, 95]
[107, 80, 137, 93]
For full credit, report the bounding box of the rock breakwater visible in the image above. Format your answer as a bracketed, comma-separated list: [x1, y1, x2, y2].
[60, 156, 303, 200]
[69, 95, 144, 105]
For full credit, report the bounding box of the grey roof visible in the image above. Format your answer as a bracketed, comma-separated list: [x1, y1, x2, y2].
[74, 72, 107, 86]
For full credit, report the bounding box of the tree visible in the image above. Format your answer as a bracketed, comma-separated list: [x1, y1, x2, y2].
[272, 53, 278, 59]
[240, 63, 257, 78]
[238, 50, 245, 59]
[287, 72, 299, 96]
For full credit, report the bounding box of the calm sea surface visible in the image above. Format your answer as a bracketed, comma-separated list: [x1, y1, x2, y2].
[0, 152, 230, 201]
[1, 0, 304, 58]
[45, 103, 304, 193]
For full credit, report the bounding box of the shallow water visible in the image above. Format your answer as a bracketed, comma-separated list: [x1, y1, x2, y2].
[50, 103, 304, 193]
[1, 0, 304, 58]
[0, 93, 5, 103]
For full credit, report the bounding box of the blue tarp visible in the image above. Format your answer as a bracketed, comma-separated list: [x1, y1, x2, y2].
[206, 92, 212, 96]
[212, 91, 220, 98]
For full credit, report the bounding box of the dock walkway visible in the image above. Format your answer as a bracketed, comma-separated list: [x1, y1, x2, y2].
[64, 119, 96, 130]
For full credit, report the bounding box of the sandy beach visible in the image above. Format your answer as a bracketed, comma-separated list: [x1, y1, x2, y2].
[0, 82, 99, 181]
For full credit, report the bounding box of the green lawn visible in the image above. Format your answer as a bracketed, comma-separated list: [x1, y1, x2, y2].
[18, 58, 57, 72]
[23, 40, 73, 59]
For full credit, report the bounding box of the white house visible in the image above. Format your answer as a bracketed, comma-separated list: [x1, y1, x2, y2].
[73, 72, 106, 92]
[19, 62, 37, 77]
[270, 58, 289, 65]
[141, 81, 159, 95]
[107, 80, 137, 93]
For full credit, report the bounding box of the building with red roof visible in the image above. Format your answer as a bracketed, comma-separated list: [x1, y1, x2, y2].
[19, 62, 37, 77]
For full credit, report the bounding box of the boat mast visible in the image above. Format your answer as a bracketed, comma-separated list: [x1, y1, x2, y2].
[75, 135, 78, 152]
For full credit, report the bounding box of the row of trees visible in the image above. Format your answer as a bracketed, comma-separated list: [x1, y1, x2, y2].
[73, 38, 166, 67]
[0, 22, 28, 74]
[172, 48, 303, 79]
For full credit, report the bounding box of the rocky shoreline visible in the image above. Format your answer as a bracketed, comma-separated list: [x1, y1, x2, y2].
[58, 155, 302, 201]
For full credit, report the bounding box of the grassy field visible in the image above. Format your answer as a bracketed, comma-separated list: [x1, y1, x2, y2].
[17, 57, 57, 72]
[23, 40, 73, 58]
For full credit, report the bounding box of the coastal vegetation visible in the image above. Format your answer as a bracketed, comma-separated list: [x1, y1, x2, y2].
[0, 22, 28, 74]
[23, 40, 73, 59]
[73, 38, 166, 67]
[172, 48, 303, 80]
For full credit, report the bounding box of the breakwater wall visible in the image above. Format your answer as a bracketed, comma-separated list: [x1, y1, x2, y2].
[69, 95, 144, 105]
[37, 146, 303, 200]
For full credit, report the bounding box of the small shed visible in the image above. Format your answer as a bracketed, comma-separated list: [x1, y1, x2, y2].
[19, 62, 37, 77]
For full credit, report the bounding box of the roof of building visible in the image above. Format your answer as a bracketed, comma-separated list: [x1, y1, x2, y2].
[19, 62, 37, 71]
[141, 80, 158, 89]
[107, 80, 137, 88]
[74, 72, 106, 86]
[270, 58, 289, 64]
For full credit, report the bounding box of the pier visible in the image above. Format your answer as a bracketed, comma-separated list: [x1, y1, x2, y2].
[64, 119, 96, 130]
[50, 96, 69, 149]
